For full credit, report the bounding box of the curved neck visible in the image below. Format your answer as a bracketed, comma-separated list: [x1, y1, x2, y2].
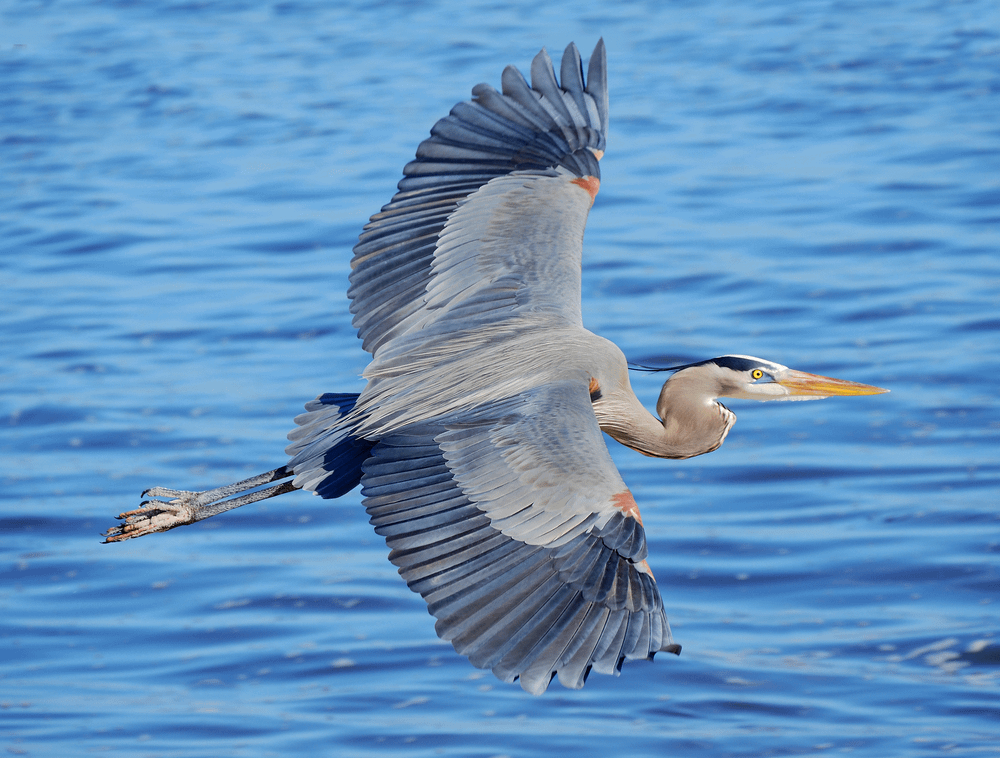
[597, 384, 736, 460]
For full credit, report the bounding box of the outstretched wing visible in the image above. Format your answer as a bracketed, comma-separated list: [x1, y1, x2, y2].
[360, 382, 679, 695]
[348, 40, 608, 358]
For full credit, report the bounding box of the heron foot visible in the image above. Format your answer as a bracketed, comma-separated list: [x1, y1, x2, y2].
[103, 494, 197, 542]
[102, 467, 297, 544]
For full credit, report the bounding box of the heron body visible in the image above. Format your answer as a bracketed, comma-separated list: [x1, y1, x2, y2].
[106, 41, 887, 694]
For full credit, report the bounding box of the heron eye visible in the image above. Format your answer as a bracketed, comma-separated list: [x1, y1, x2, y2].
[751, 369, 764, 380]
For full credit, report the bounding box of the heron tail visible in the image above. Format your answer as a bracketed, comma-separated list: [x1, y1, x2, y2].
[285, 392, 375, 499]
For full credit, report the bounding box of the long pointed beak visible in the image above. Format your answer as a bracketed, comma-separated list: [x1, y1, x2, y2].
[776, 369, 889, 398]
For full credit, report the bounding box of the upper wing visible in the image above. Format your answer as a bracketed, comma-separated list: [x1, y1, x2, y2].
[348, 41, 608, 358]
[359, 381, 679, 694]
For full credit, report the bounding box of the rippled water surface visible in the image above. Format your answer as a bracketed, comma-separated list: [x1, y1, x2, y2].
[3, 1, 999, 756]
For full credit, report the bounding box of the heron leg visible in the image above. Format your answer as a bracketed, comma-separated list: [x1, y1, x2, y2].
[103, 466, 298, 543]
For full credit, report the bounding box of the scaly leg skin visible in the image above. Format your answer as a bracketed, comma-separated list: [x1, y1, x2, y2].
[103, 467, 296, 543]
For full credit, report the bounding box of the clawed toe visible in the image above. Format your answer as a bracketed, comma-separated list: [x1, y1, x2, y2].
[117, 498, 184, 520]
[103, 496, 197, 543]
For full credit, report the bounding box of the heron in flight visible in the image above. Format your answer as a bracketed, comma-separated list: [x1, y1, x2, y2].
[105, 41, 887, 694]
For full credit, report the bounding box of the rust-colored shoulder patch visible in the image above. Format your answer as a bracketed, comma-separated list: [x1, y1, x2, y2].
[611, 490, 643, 525]
[588, 376, 601, 401]
[571, 175, 600, 202]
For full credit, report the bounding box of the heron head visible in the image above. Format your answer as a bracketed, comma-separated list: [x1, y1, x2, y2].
[655, 355, 888, 409]
[637, 354, 886, 458]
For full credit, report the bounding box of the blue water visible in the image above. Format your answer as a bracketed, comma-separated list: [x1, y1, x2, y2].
[3, 1, 999, 756]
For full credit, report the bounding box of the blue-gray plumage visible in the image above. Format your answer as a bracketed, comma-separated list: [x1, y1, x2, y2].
[105, 41, 886, 694]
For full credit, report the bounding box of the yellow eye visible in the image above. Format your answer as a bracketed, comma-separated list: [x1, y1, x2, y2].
[751, 369, 764, 380]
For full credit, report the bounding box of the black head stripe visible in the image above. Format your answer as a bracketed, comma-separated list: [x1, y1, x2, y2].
[629, 355, 774, 374]
[711, 356, 766, 373]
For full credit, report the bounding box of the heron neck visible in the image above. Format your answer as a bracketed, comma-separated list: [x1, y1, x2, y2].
[598, 391, 735, 460]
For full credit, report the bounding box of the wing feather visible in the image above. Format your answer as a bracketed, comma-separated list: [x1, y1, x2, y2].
[348, 41, 607, 357]
[529, 49, 578, 136]
[559, 43, 589, 120]
[556, 604, 612, 688]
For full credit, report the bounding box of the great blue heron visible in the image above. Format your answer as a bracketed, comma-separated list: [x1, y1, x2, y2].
[104, 40, 887, 694]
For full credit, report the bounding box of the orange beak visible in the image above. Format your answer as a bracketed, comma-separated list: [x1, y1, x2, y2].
[776, 369, 889, 398]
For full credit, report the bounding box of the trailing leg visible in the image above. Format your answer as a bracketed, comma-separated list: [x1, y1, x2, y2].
[104, 466, 296, 542]
[104, 392, 370, 543]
